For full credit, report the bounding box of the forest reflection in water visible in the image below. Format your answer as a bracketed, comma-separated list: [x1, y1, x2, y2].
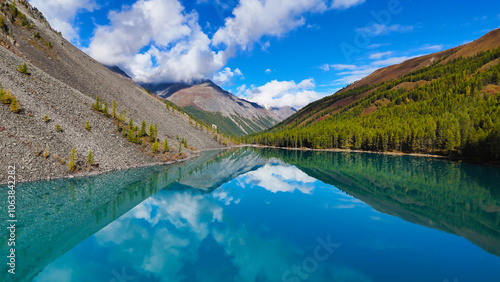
[1, 148, 499, 281]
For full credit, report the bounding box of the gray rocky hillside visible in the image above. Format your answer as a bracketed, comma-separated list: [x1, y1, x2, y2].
[0, 0, 225, 183]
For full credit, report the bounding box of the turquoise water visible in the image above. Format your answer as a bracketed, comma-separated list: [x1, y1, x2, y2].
[1, 148, 500, 281]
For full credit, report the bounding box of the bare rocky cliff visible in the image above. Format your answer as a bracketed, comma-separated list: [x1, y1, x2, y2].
[0, 0, 225, 183]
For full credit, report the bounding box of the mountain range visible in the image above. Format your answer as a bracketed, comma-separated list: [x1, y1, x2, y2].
[143, 80, 296, 136]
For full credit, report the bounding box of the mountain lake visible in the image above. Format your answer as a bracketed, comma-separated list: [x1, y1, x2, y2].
[1, 147, 499, 282]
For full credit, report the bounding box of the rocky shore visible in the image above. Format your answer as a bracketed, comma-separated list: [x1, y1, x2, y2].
[0, 1, 225, 184]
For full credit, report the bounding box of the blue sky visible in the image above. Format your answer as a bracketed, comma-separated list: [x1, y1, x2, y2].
[28, 0, 500, 108]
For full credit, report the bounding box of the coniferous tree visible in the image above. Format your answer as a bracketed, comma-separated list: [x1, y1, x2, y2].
[128, 117, 134, 130]
[93, 96, 102, 111]
[112, 100, 117, 119]
[0, 86, 5, 101]
[119, 109, 126, 123]
[85, 120, 91, 131]
[0, 89, 13, 104]
[493, 69, 500, 84]
[9, 3, 18, 18]
[139, 120, 147, 137]
[43, 149, 49, 159]
[87, 149, 95, 165]
[18, 63, 28, 74]
[148, 123, 155, 142]
[10, 96, 20, 113]
[68, 148, 77, 172]
[103, 102, 109, 117]
[0, 15, 6, 32]
[152, 140, 159, 153]
[162, 138, 169, 152]
[127, 126, 135, 142]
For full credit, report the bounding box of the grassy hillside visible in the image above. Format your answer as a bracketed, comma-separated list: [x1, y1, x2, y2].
[245, 45, 500, 163]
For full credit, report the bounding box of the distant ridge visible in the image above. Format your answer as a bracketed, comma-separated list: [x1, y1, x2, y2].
[145, 80, 296, 136]
[105, 65, 131, 79]
[345, 28, 500, 91]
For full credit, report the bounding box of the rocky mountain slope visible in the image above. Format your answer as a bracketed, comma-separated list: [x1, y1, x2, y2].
[269, 106, 297, 121]
[145, 80, 296, 136]
[0, 0, 225, 183]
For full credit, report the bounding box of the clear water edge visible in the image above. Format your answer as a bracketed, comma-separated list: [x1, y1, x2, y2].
[1, 148, 499, 281]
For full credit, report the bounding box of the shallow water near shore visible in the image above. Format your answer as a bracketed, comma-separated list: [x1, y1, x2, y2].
[1, 147, 500, 281]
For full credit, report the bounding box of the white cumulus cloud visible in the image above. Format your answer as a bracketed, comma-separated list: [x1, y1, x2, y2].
[29, 0, 97, 43]
[244, 164, 317, 194]
[238, 78, 319, 109]
[84, 0, 225, 83]
[31, 0, 366, 85]
[212, 0, 364, 50]
[212, 67, 243, 86]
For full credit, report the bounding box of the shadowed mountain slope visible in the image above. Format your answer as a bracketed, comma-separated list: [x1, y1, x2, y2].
[0, 0, 225, 183]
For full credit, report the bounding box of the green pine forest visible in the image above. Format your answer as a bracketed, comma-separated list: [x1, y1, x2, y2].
[244, 48, 500, 163]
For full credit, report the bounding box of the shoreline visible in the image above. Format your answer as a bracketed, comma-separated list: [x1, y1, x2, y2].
[246, 145, 447, 159]
[0, 146, 235, 186]
[2, 144, 497, 186]
[247, 144, 500, 167]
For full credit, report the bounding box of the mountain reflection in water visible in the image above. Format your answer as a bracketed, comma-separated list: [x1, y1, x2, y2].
[1, 148, 499, 281]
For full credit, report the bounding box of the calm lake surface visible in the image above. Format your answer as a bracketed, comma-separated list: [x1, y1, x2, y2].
[1, 148, 500, 281]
